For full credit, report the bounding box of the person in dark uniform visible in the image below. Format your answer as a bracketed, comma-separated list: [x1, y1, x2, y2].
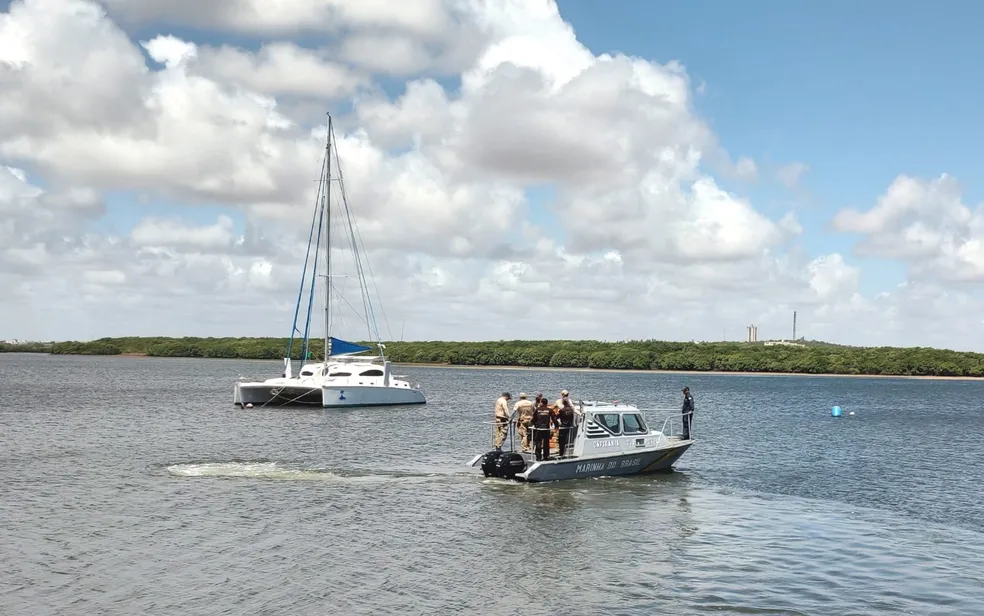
[531, 398, 558, 461]
[681, 386, 694, 440]
[556, 395, 577, 457]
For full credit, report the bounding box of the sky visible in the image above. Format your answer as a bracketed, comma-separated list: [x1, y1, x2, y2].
[2, 0, 984, 350]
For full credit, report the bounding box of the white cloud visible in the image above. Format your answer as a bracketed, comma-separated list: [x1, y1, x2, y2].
[338, 34, 437, 75]
[0, 0, 981, 351]
[0, 0, 149, 138]
[807, 254, 860, 300]
[141, 33, 196, 68]
[556, 175, 791, 265]
[83, 269, 127, 285]
[777, 162, 808, 189]
[130, 215, 236, 251]
[99, 0, 455, 36]
[0, 165, 105, 275]
[190, 42, 368, 99]
[733, 156, 759, 182]
[0, 1, 320, 206]
[100, 0, 487, 75]
[834, 173, 984, 282]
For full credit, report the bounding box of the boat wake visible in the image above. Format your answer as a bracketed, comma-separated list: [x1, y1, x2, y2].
[166, 461, 332, 480]
[164, 461, 472, 483]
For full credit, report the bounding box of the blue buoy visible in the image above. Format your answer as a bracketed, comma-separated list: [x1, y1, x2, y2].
[831, 405, 842, 417]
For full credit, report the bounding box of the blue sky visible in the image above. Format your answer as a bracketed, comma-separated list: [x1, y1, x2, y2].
[558, 0, 983, 193]
[557, 0, 983, 293]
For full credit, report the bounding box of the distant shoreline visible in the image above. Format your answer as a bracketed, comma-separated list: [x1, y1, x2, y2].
[5, 336, 984, 380]
[394, 362, 983, 381]
[5, 351, 978, 381]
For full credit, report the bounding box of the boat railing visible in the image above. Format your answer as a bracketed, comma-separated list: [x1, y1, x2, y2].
[483, 407, 692, 453]
[483, 415, 584, 458]
[484, 418, 518, 452]
[632, 410, 693, 443]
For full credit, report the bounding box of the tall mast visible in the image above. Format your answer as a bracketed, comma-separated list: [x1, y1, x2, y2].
[324, 113, 333, 360]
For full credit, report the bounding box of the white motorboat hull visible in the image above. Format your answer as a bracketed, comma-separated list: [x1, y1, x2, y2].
[469, 440, 691, 483]
[321, 384, 426, 407]
[520, 441, 691, 482]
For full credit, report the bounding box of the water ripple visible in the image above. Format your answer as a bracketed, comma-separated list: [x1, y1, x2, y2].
[2, 355, 984, 615]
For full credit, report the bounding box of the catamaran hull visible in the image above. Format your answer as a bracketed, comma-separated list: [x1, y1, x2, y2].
[321, 385, 426, 408]
[234, 382, 323, 408]
[521, 443, 691, 482]
[234, 381, 426, 408]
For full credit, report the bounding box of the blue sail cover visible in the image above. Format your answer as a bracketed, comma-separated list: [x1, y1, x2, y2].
[330, 336, 372, 356]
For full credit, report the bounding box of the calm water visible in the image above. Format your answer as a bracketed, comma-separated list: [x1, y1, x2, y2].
[2, 354, 983, 615]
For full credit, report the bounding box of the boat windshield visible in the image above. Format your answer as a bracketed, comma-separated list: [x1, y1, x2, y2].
[594, 413, 622, 434]
[622, 413, 648, 435]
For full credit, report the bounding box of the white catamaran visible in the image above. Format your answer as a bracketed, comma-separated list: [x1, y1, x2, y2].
[234, 114, 426, 409]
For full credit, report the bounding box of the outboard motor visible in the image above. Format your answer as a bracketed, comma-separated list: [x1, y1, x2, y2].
[493, 452, 527, 479]
[479, 450, 504, 477]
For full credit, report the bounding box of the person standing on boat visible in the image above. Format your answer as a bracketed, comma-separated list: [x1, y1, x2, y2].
[531, 398, 558, 461]
[493, 392, 512, 449]
[556, 396, 577, 457]
[555, 389, 571, 410]
[681, 386, 694, 440]
[513, 392, 535, 451]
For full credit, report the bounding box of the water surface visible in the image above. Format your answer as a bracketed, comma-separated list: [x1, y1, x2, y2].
[1, 354, 982, 615]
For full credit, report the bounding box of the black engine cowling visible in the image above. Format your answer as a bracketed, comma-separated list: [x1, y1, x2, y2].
[495, 452, 527, 479]
[479, 450, 503, 477]
[479, 450, 526, 479]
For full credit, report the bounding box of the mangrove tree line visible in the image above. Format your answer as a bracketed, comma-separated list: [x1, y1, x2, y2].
[2, 336, 983, 377]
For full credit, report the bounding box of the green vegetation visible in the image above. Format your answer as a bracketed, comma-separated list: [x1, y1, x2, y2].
[3, 336, 984, 377]
[0, 341, 55, 354]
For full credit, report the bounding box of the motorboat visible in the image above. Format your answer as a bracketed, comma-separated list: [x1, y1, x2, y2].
[467, 400, 692, 482]
[233, 114, 426, 409]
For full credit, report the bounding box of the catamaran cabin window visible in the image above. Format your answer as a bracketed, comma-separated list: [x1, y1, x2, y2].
[358, 369, 385, 377]
[329, 371, 352, 377]
[622, 413, 648, 435]
[594, 413, 622, 435]
[300, 370, 314, 376]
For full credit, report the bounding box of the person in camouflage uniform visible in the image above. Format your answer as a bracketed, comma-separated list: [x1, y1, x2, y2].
[513, 392, 535, 451]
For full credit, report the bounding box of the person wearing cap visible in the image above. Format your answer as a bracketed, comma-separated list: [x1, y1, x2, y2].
[554, 390, 576, 456]
[513, 392, 535, 451]
[530, 397, 559, 461]
[557, 407, 577, 457]
[555, 390, 576, 417]
[555, 389, 571, 410]
[493, 392, 512, 449]
[681, 386, 694, 440]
